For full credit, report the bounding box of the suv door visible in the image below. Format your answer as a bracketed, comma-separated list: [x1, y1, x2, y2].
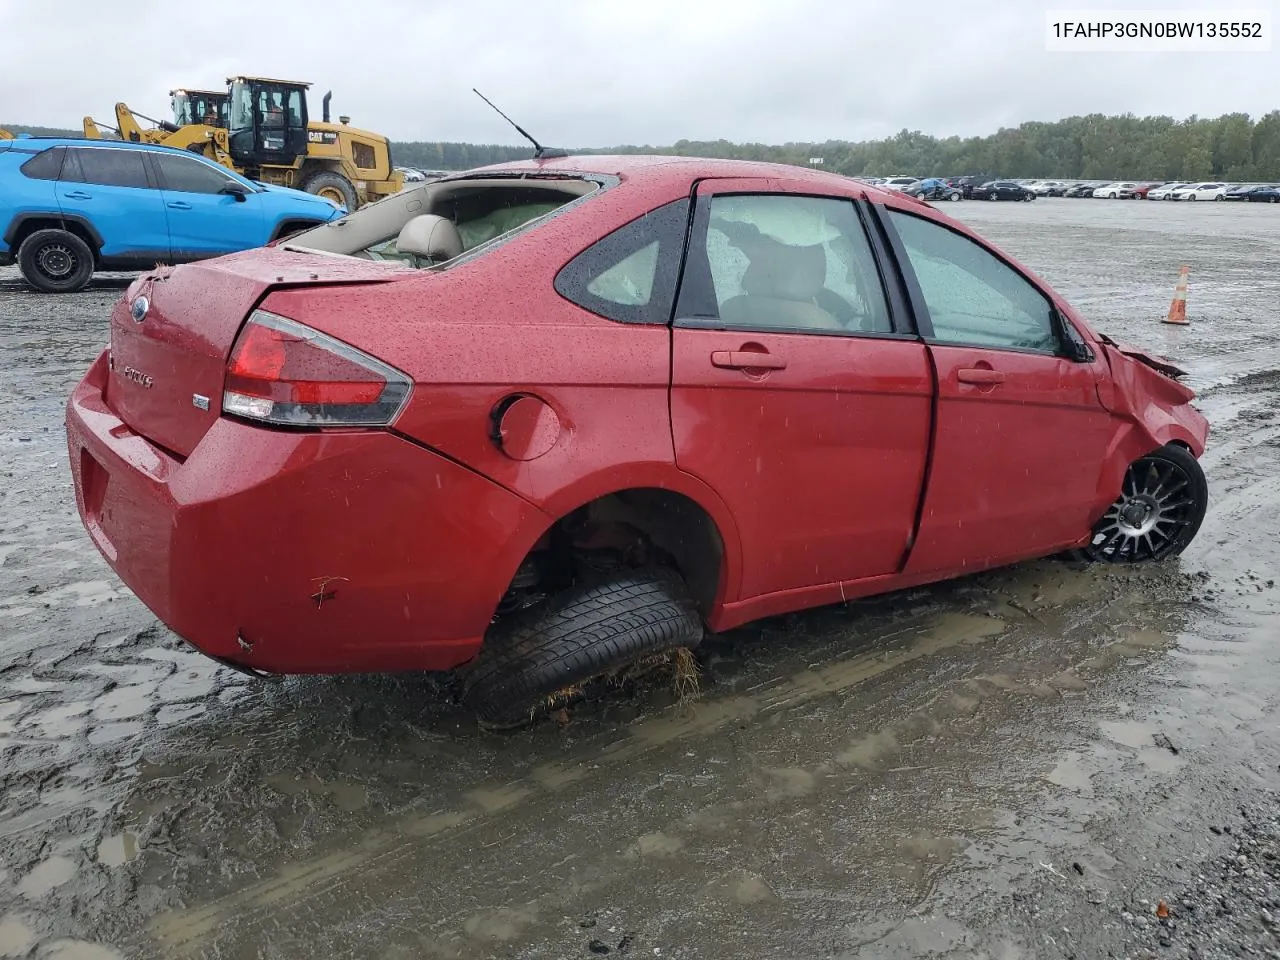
[670, 180, 933, 603]
[879, 203, 1112, 575]
[57, 147, 169, 264]
[150, 152, 265, 260]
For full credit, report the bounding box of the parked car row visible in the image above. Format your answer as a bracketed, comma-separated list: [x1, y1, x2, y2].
[856, 173, 1280, 204]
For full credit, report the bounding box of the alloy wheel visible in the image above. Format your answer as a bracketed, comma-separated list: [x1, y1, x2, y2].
[1087, 455, 1200, 562]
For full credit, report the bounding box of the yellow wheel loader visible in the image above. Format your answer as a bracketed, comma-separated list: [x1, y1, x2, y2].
[170, 88, 229, 129]
[222, 76, 402, 209]
[0, 128, 13, 139]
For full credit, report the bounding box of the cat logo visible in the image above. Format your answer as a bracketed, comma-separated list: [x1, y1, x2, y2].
[307, 131, 339, 145]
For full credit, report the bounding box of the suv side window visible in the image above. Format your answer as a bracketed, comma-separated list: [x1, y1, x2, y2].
[887, 209, 1059, 353]
[20, 147, 64, 181]
[154, 153, 237, 194]
[61, 149, 149, 189]
[554, 198, 689, 325]
[676, 194, 892, 335]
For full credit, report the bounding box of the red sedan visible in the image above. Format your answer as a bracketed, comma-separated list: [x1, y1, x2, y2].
[65, 155, 1209, 727]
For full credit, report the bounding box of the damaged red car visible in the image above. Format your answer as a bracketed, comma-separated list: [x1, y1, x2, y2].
[65, 155, 1209, 727]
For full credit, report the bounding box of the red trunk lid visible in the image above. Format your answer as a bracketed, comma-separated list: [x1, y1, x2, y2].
[106, 250, 411, 457]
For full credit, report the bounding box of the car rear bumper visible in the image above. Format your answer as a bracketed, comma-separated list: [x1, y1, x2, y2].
[66, 350, 546, 674]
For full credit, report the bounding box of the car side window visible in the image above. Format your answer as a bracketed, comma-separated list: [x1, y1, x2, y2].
[155, 154, 237, 194]
[887, 210, 1059, 354]
[675, 194, 892, 335]
[20, 147, 64, 181]
[61, 149, 149, 189]
[554, 198, 689, 325]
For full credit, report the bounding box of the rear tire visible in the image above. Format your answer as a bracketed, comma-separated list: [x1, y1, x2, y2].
[1071, 444, 1208, 564]
[300, 171, 359, 212]
[462, 568, 704, 730]
[17, 229, 94, 293]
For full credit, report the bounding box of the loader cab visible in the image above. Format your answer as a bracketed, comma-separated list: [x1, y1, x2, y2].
[171, 89, 229, 129]
[227, 76, 309, 168]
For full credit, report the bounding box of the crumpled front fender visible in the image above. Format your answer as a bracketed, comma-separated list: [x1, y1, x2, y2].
[1090, 343, 1209, 520]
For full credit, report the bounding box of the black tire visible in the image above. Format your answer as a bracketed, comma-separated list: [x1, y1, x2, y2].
[463, 568, 704, 730]
[1073, 444, 1208, 564]
[299, 171, 359, 212]
[17, 229, 94, 293]
[987, 193, 998, 201]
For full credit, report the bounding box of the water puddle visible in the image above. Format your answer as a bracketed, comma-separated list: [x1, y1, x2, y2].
[97, 831, 140, 867]
[17, 855, 77, 898]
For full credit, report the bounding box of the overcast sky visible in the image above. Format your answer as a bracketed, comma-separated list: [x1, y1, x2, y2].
[3, 0, 1275, 146]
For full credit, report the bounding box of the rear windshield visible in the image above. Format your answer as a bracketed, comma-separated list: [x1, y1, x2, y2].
[288, 175, 602, 268]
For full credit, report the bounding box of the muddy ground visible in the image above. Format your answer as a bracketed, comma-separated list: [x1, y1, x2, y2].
[1, 198, 1279, 960]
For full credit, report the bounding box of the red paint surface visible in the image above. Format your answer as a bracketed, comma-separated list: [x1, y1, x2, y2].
[66, 155, 1210, 674]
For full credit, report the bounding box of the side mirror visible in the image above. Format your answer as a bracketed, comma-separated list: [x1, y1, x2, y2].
[1055, 311, 1095, 362]
[221, 182, 248, 202]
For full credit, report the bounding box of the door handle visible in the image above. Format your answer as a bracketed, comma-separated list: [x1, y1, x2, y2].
[957, 368, 1006, 385]
[63, 191, 91, 200]
[166, 201, 193, 210]
[711, 350, 787, 371]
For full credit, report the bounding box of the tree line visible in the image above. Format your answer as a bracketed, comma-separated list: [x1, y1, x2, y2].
[10, 111, 1280, 181]
[391, 112, 1280, 181]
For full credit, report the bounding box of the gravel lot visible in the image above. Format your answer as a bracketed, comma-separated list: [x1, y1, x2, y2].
[1, 197, 1279, 959]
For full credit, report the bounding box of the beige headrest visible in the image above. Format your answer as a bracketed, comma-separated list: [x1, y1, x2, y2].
[396, 214, 462, 262]
[740, 240, 826, 301]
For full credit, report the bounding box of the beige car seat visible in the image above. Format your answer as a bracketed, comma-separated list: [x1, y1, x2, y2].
[719, 240, 841, 330]
[395, 214, 464, 265]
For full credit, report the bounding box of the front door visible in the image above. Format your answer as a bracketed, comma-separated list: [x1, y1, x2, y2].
[878, 204, 1113, 575]
[670, 181, 934, 602]
[150, 152, 265, 260]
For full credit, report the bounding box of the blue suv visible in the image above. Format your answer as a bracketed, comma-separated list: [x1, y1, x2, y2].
[0, 137, 344, 292]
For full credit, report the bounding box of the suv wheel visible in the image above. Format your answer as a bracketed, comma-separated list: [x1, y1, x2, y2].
[17, 229, 94, 293]
[462, 567, 704, 730]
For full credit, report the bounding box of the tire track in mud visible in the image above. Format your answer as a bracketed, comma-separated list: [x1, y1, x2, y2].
[135, 610, 1014, 955]
[135, 570, 1194, 959]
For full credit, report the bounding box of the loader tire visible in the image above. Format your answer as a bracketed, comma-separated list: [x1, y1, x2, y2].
[301, 171, 359, 212]
[462, 568, 704, 731]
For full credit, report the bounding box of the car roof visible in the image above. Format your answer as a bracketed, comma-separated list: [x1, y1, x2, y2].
[464, 154, 914, 201]
[0, 136, 217, 158]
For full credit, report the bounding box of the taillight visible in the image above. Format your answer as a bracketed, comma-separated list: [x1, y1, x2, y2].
[223, 310, 410, 427]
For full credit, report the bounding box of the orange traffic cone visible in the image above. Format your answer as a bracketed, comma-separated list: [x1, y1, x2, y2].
[1164, 265, 1189, 325]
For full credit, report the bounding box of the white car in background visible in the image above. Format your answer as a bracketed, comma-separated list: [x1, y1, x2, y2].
[1146, 183, 1187, 200]
[880, 176, 920, 192]
[1171, 182, 1228, 200]
[1032, 180, 1065, 195]
[1093, 181, 1139, 198]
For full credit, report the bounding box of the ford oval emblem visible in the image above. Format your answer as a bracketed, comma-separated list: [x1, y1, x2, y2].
[130, 295, 149, 323]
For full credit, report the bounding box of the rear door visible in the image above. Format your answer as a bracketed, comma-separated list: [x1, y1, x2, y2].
[150, 152, 266, 260]
[876, 202, 1113, 575]
[57, 147, 169, 262]
[670, 179, 933, 602]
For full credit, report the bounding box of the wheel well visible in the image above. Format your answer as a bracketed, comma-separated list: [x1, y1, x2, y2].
[10, 218, 100, 259]
[270, 219, 326, 243]
[500, 488, 725, 621]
